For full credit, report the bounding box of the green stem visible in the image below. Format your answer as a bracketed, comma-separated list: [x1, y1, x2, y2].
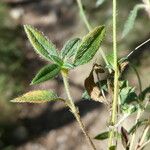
[108, 0, 118, 148]
[76, 0, 108, 68]
[61, 71, 96, 150]
[76, 0, 92, 31]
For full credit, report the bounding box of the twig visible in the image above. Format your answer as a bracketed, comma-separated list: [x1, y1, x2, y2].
[61, 70, 96, 150]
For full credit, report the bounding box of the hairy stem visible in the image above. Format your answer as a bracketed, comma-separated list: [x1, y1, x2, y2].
[76, 0, 91, 31]
[76, 0, 108, 67]
[61, 70, 96, 150]
[108, 0, 119, 147]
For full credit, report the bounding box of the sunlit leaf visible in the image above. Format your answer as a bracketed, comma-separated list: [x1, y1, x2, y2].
[49, 55, 64, 66]
[122, 4, 144, 38]
[31, 64, 60, 85]
[11, 90, 60, 103]
[62, 62, 75, 69]
[61, 38, 81, 59]
[74, 26, 106, 66]
[24, 25, 58, 61]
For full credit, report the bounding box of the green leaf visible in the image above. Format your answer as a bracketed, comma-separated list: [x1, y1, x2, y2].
[119, 80, 138, 104]
[31, 64, 60, 85]
[94, 131, 109, 140]
[82, 90, 91, 100]
[11, 90, 60, 103]
[62, 62, 75, 69]
[129, 119, 149, 134]
[109, 146, 116, 150]
[24, 25, 58, 61]
[121, 104, 138, 115]
[49, 55, 64, 66]
[74, 26, 106, 66]
[106, 52, 114, 69]
[122, 4, 144, 38]
[61, 38, 81, 59]
[139, 85, 150, 101]
[95, 131, 120, 141]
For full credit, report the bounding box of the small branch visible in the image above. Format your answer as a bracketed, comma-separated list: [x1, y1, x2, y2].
[61, 71, 97, 150]
[76, 0, 92, 31]
[76, 0, 108, 68]
[139, 139, 150, 150]
[136, 125, 150, 150]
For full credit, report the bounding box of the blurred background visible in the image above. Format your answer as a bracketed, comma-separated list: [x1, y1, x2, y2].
[0, 0, 149, 150]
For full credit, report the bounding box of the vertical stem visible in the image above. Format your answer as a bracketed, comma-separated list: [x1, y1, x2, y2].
[61, 71, 96, 150]
[76, 0, 108, 67]
[76, 0, 92, 31]
[108, 0, 118, 147]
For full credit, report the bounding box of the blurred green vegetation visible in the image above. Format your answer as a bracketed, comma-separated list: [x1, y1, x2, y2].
[0, 2, 25, 125]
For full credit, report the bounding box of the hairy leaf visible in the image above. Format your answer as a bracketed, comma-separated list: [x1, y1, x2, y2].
[49, 55, 63, 66]
[61, 38, 81, 59]
[122, 4, 144, 38]
[24, 25, 58, 61]
[74, 26, 106, 66]
[62, 62, 75, 69]
[31, 64, 60, 85]
[11, 90, 59, 103]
